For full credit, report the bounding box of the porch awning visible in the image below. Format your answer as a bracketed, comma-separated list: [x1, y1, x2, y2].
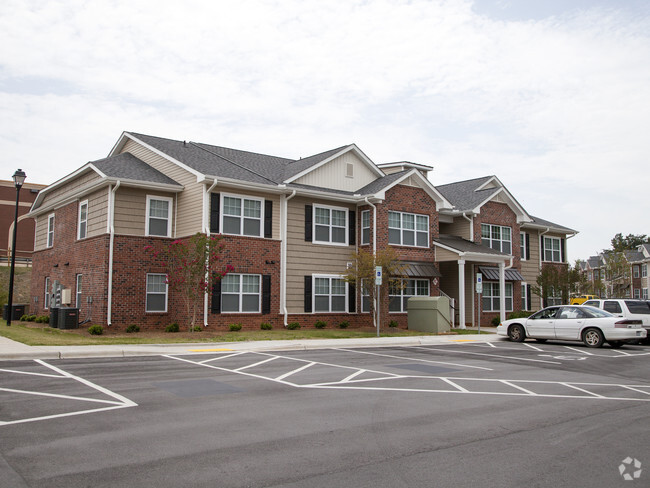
[478, 266, 524, 281]
[402, 262, 442, 278]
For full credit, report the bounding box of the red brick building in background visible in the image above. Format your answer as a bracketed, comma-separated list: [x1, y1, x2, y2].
[1, 179, 47, 265]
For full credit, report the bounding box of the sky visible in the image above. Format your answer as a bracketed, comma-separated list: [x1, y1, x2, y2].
[1, 0, 649, 262]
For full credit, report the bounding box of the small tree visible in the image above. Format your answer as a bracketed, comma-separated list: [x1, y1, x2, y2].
[342, 247, 405, 329]
[145, 233, 233, 330]
[602, 250, 631, 298]
[532, 265, 570, 307]
[610, 233, 649, 252]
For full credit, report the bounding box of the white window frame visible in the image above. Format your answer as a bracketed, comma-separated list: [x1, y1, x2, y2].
[78, 200, 88, 240]
[389, 278, 430, 313]
[482, 281, 513, 312]
[76, 274, 82, 311]
[44, 277, 50, 310]
[145, 195, 173, 238]
[543, 236, 562, 263]
[47, 213, 55, 248]
[634, 288, 641, 299]
[313, 274, 348, 313]
[361, 210, 370, 246]
[388, 211, 429, 248]
[633, 265, 640, 278]
[642, 264, 647, 278]
[313, 204, 348, 246]
[220, 273, 262, 313]
[220, 193, 264, 238]
[520, 232, 526, 261]
[643, 288, 648, 300]
[481, 224, 512, 254]
[146, 273, 168, 313]
[521, 282, 528, 310]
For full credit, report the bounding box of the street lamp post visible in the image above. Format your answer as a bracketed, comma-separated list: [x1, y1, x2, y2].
[6, 169, 26, 326]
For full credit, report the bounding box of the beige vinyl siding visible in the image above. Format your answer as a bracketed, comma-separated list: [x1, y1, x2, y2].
[213, 189, 281, 240]
[435, 247, 462, 262]
[520, 229, 540, 283]
[34, 214, 49, 251]
[86, 188, 108, 238]
[293, 152, 377, 192]
[440, 218, 472, 241]
[121, 139, 201, 236]
[38, 171, 102, 210]
[286, 197, 356, 314]
[113, 187, 148, 235]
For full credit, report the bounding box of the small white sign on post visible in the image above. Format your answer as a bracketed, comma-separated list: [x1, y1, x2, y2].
[476, 273, 483, 294]
[375, 266, 383, 286]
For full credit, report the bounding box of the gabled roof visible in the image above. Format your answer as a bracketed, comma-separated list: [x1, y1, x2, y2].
[91, 153, 180, 186]
[625, 249, 645, 263]
[524, 215, 577, 234]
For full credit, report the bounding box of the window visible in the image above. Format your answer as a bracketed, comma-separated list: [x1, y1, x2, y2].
[643, 288, 648, 299]
[388, 211, 429, 247]
[634, 289, 641, 299]
[521, 283, 528, 310]
[146, 274, 168, 312]
[482, 282, 513, 312]
[633, 266, 640, 278]
[221, 274, 261, 313]
[314, 205, 348, 245]
[642, 264, 647, 278]
[543, 237, 562, 263]
[481, 224, 511, 254]
[47, 214, 55, 247]
[78, 200, 88, 239]
[313, 275, 347, 312]
[44, 277, 50, 310]
[76, 275, 82, 311]
[346, 162, 354, 178]
[546, 288, 563, 306]
[361, 210, 370, 245]
[389, 279, 429, 312]
[593, 270, 600, 280]
[146, 196, 172, 237]
[520, 232, 526, 260]
[603, 301, 622, 314]
[222, 194, 263, 237]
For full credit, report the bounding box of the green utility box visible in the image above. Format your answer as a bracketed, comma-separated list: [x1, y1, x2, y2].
[407, 296, 451, 333]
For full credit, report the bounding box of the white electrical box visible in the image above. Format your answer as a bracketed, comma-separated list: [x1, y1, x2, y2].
[61, 289, 72, 305]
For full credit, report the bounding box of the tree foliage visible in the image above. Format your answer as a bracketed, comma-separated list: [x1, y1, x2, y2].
[532, 265, 570, 306]
[610, 233, 649, 252]
[145, 233, 233, 329]
[342, 247, 405, 329]
[602, 251, 631, 298]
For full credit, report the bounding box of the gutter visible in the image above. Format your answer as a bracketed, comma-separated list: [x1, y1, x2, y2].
[107, 180, 121, 326]
[203, 179, 218, 326]
[282, 190, 297, 326]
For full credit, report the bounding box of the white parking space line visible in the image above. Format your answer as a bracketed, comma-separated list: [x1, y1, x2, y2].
[485, 342, 497, 348]
[561, 382, 605, 398]
[411, 346, 562, 365]
[439, 378, 469, 392]
[0, 368, 62, 378]
[563, 346, 593, 355]
[0, 387, 125, 405]
[199, 352, 246, 364]
[610, 349, 632, 356]
[341, 369, 367, 383]
[620, 385, 650, 396]
[235, 356, 278, 371]
[335, 347, 494, 371]
[522, 343, 544, 352]
[275, 362, 316, 381]
[500, 380, 536, 395]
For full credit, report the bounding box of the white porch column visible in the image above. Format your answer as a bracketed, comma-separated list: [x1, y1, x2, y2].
[458, 259, 466, 329]
[499, 261, 506, 323]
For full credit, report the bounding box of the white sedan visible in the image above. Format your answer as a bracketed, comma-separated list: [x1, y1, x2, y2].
[496, 305, 647, 348]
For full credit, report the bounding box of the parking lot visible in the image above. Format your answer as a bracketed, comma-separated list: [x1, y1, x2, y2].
[1, 339, 649, 487]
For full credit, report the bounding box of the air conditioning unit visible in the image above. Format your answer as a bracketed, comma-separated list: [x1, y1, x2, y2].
[58, 308, 79, 329]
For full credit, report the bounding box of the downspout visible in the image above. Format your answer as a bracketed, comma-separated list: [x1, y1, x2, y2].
[365, 197, 378, 327]
[538, 227, 550, 308]
[203, 180, 218, 326]
[107, 180, 121, 327]
[282, 190, 297, 326]
[462, 212, 473, 241]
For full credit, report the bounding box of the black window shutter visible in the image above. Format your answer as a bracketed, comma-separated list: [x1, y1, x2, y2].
[561, 238, 566, 263]
[305, 205, 312, 242]
[262, 275, 271, 314]
[540, 236, 545, 261]
[348, 283, 356, 313]
[262, 200, 272, 238]
[304, 276, 312, 313]
[525, 233, 531, 260]
[348, 210, 356, 246]
[211, 278, 221, 314]
[526, 284, 532, 310]
[210, 193, 220, 234]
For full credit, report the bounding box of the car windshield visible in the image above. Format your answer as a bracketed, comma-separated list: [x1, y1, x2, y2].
[580, 306, 613, 318]
[625, 301, 650, 314]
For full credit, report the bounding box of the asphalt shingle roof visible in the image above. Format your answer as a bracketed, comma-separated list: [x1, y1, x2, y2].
[529, 215, 576, 233]
[91, 153, 181, 186]
[435, 176, 498, 212]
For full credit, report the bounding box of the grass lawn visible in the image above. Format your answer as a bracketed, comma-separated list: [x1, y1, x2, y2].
[0, 320, 488, 346]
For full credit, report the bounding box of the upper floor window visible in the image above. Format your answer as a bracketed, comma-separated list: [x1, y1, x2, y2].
[642, 264, 648, 278]
[481, 224, 511, 254]
[314, 205, 348, 245]
[361, 210, 370, 245]
[222, 194, 263, 237]
[146, 273, 168, 312]
[633, 265, 640, 278]
[78, 200, 88, 240]
[389, 279, 429, 312]
[543, 236, 562, 263]
[47, 214, 55, 247]
[388, 211, 429, 248]
[146, 196, 172, 237]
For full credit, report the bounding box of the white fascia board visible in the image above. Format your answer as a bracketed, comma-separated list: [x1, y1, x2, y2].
[475, 175, 500, 192]
[112, 132, 205, 181]
[521, 221, 578, 235]
[200, 175, 288, 195]
[432, 240, 510, 264]
[30, 163, 101, 212]
[284, 144, 383, 184]
[380, 169, 452, 210]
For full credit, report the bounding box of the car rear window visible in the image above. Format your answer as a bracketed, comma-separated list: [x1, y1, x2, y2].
[604, 301, 622, 313]
[583, 300, 599, 307]
[625, 301, 650, 314]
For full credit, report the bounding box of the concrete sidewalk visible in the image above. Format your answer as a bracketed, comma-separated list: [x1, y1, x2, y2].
[0, 328, 500, 360]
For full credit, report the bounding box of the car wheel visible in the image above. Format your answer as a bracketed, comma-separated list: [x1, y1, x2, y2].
[535, 339, 547, 343]
[508, 324, 526, 342]
[582, 328, 604, 348]
[608, 341, 624, 349]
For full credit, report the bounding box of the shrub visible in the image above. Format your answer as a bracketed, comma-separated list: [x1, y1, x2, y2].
[338, 321, 349, 329]
[229, 323, 242, 331]
[260, 322, 272, 330]
[36, 315, 49, 323]
[165, 322, 180, 333]
[314, 320, 327, 329]
[287, 322, 300, 330]
[192, 326, 203, 332]
[507, 310, 532, 320]
[491, 316, 501, 326]
[126, 324, 140, 333]
[20, 314, 28, 321]
[88, 325, 103, 335]
[28, 315, 37, 322]
[389, 320, 399, 328]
